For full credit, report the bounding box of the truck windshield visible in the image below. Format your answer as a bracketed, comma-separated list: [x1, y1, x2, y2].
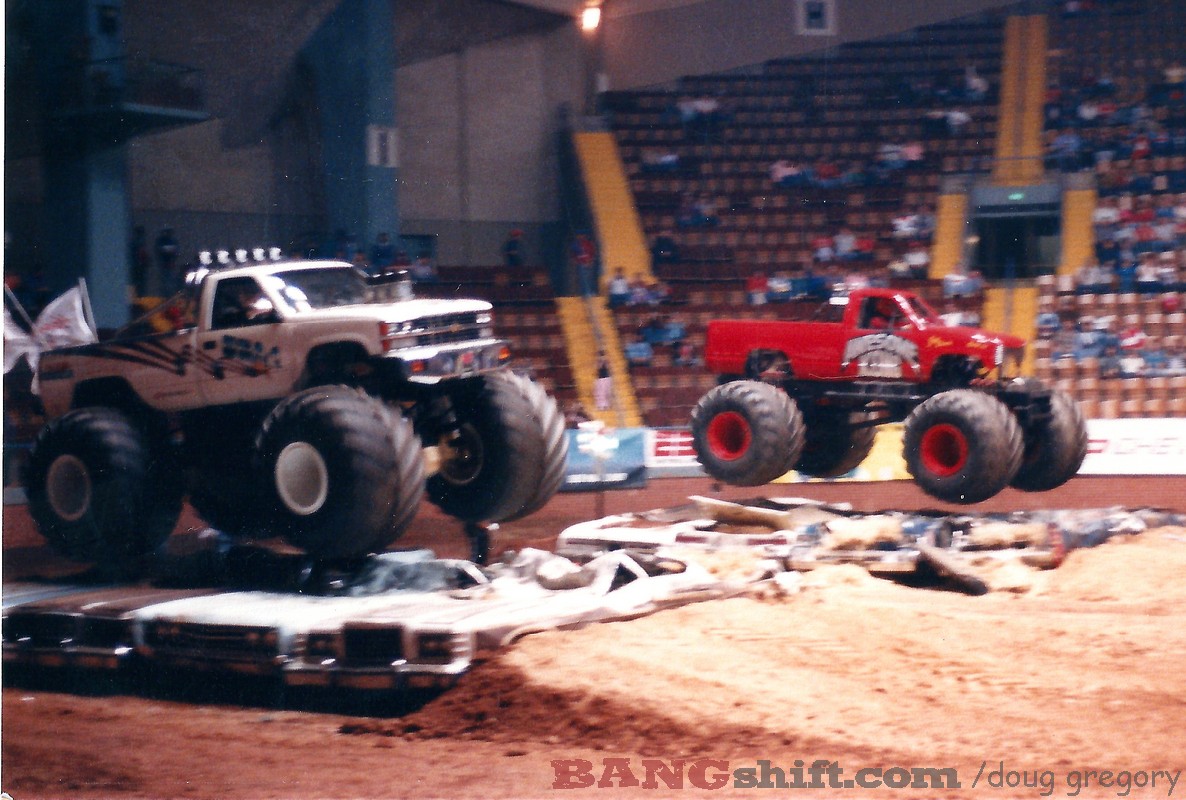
[268, 266, 371, 312]
[906, 296, 942, 327]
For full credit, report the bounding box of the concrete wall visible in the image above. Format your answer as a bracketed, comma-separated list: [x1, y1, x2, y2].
[397, 24, 584, 266]
[602, 0, 1020, 90]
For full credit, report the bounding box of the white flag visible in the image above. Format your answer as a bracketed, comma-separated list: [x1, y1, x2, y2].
[33, 286, 98, 352]
[3, 305, 38, 373]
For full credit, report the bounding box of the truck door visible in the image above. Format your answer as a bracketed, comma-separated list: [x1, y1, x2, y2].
[194, 276, 290, 405]
[112, 292, 203, 411]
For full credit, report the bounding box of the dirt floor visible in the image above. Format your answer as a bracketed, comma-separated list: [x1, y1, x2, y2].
[4, 475, 1186, 799]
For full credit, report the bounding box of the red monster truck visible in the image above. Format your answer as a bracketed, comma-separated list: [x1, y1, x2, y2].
[690, 288, 1086, 504]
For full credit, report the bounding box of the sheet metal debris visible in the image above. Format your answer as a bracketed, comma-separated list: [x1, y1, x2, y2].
[556, 496, 1185, 594]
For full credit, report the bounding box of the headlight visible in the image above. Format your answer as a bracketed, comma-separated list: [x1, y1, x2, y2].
[416, 632, 457, 662]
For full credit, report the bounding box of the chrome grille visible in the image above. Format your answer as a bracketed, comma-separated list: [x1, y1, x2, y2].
[414, 312, 483, 347]
[79, 617, 132, 649]
[3, 612, 77, 646]
[145, 622, 279, 659]
[341, 625, 403, 667]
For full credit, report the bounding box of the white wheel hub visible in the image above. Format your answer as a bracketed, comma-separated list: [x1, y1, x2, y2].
[46, 454, 92, 522]
[274, 442, 329, 516]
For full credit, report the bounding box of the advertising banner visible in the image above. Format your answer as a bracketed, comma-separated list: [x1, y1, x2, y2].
[1079, 418, 1186, 475]
[561, 425, 648, 491]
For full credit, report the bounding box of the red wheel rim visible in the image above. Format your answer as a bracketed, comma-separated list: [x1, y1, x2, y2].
[919, 423, 968, 477]
[707, 411, 752, 461]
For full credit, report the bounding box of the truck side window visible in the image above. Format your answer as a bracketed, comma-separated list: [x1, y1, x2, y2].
[212, 278, 273, 329]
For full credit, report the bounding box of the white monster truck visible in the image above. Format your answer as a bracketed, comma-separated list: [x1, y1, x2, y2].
[29, 256, 567, 575]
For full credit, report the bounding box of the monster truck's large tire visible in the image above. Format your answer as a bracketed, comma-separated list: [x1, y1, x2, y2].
[255, 386, 424, 559]
[795, 408, 877, 478]
[427, 371, 568, 523]
[903, 389, 1024, 504]
[1010, 388, 1088, 492]
[690, 380, 805, 486]
[26, 407, 182, 576]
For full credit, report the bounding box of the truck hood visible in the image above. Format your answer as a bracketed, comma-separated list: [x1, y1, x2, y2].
[282, 297, 493, 324]
[926, 324, 1027, 350]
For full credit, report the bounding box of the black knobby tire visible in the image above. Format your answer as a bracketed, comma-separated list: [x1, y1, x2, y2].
[26, 407, 182, 575]
[427, 372, 567, 523]
[795, 407, 877, 478]
[500, 373, 568, 520]
[254, 386, 424, 559]
[1010, 388, 1088, 492]
[902, 389, 1024, 504]
[690, 380, 805, 486]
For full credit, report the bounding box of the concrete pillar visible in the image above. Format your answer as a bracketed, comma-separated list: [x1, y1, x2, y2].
[302, 0, 398, 256]
[42, 145, 131, 329]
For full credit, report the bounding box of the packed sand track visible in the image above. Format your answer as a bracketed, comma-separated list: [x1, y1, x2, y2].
[4, 475, 1185, 799]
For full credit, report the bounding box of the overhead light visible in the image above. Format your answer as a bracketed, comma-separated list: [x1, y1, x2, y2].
[581, 4, 601, 31]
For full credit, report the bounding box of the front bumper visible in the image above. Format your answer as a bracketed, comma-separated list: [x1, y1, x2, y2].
[283, 659, 470, 691]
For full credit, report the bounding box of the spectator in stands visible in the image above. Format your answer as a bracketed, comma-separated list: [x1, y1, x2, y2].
[1164, 62, 1186, 86]
[627, 277, 652, 306]
[878, 141, 907, 171]
[946, 107, 972, 136]
[746, 270, 768, 305]
[564, 400, 592, 428]
[844, 268, 870, 292]
[1119, 347, 1146, 378]
[940, 301, 972, 327]
[834, 228, 858, 261]
[942, 266, 984, 299]
[1052, 318, 1080, 361]
[1136, 255, 1162, 293]
[1036, 309, 1062, 339]
[1075, 260, 1112, 294]
[770, 159, 808, 187]
[892, 210, 920, 239]
[1157, 254, 1181, 289]
[594, 352, 612, 411]
[503, 229, 526, 268]
[624, 332, 654, 368]
[854, 232, 877, 261]
[572, 233, 597, 295]
[1119, 319, 1149, 352]
[766, 271, 792, 302]
[674, 340, 701, 367]
[1164, 344, 1186, 375]
[901, 140, 926, 166]
[1141, 344, 1170, 376]
[608, 268, 631, 308]
[1074, 317, 1108, 360]
[1048, 128, 1083, 171]
[410, 252, 436, 282]
[813, 157, 842, 188]
[651, 230, 680, 265]
[914, 205, 936, 240]
[154, 226, 181, 293]
[370, 232, 397, 271]
[811, 234, 835, 263]
[903, 241, 931, 279]
[640, 147, 681, 173]
[652, 279, 674, 305]
[1098, 343, 1123, 378]
[963, 64, 990, 102]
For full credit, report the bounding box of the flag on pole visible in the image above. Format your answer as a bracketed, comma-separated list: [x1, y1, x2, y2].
[32, 286, 98, 353]
[3, 285, 99, 394]
[3, 304, 39, 373]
